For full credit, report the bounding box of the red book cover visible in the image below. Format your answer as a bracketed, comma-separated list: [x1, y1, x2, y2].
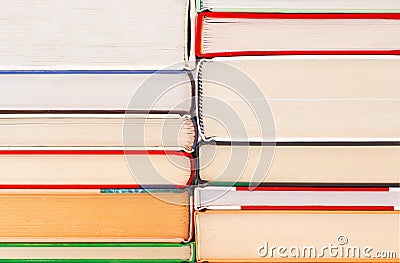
[196, 12, 400, 58]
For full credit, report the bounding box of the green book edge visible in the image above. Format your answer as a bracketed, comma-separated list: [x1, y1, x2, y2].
[195, 0, 400, 13]
[0, 242, 195, 263]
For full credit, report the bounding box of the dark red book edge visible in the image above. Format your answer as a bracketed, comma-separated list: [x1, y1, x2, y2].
[196, 12, 400, 58]
[0, 150, 194, 189]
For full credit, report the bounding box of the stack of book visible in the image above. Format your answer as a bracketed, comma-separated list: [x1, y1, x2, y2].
[0, 0, 195, 262]
[195, 0, 399, 262]
[1, 0, 399, 262]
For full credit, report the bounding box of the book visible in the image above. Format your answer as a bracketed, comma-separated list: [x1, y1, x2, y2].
[196, 13, 400, 58]
[197, 0, 400, 13]
[199, 143, 400, 185]
[195, 186, 400, 210]
[0, 149, 194, 188]
[0, 242, 195, 262]
[0, 0, 195, 70]
[195, 210, 399, 262]
[0, 114, 195, 151]
[197, 56, 400, 142]
[0, 189, 191, 242]
[0, 71, 194, 112]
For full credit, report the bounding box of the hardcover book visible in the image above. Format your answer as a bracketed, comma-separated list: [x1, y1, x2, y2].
[0, 0, 195, 70]
[0, 114, 195, 151]
[199, 143, 400, 185]
[195, 210, 399, 262]
[196, 13, 400, 58]
[0, 242, 195, 262]
[0, 149, 194, 188]
[198, 56, 400, 142]
[0, 71, 194, 112]
[195, 186, 400, 211]
[197, 0, 400, 13]
[0, 189, 192, 243]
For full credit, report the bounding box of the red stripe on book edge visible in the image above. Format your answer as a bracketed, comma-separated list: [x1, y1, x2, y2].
[198, 50, 400, 58]
[241, 206, 395, 211]
[187, 156, 196, 186]
[236, 187, 389, 192]
[176, 155, 195, 188]
[0, 184, 192, 190]
[0, 150, 192, 157]
[200, 12, 400, 20]
[196, 12, 205, 56]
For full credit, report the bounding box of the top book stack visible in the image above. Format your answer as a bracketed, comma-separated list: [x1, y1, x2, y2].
[0, 0, 197, 188]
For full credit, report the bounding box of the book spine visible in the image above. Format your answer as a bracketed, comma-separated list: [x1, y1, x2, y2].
[189, 242, 196, 262]
[184, 0, 190, 68]
[185, 0, 197, 70]
[196, 0, 203, 12]
[196, 59, 206, 140]
[390, 188, 400, 210]
[195, 13, 205, 56]
[186, 195, 195, 243]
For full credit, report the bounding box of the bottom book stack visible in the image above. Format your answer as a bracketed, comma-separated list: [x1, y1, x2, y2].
[195, 187, 400, 263]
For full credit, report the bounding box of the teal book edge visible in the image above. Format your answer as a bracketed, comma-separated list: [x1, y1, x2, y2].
[0, 242, 195, 263]
[208, 181, 251, 187]
[99, 188, 188, 194]
[196, 0, 203, 12]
